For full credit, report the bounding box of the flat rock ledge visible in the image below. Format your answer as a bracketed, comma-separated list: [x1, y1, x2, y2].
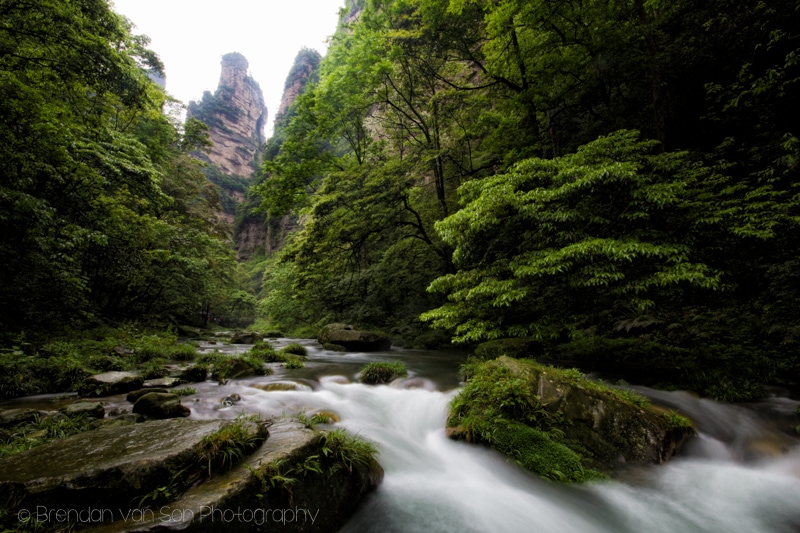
[0, 418, 382, 532]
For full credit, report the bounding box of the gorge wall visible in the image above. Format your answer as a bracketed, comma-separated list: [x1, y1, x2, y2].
[274, 49, 321, 126]
[235, 49, 321, 259]
[188, 52, 267, 178]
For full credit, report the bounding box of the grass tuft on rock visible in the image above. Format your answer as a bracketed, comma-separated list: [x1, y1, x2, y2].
[199, 415, 266, 475]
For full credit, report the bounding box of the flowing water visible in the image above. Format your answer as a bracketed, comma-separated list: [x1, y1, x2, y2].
[4, 339, 800, 532]
[184, 339, 800, 533]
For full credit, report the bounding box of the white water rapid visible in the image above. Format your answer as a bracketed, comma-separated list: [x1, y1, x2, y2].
[181, 337, 800, 533]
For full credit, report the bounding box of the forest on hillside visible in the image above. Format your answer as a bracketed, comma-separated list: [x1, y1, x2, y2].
[251, 0, 800, 399]
[0, 0, 252, 333]
[1, 0, 799, 401]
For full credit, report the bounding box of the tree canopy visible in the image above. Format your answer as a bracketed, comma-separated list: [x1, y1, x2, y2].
[249, 0, 800, 396]
[0, 0, 242, 331]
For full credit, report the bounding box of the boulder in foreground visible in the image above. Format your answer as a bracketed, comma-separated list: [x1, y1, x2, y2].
[0, 415, 383, 532]
[448, 356, 693, 481]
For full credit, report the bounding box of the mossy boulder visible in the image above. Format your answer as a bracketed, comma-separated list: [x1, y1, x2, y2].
[317, 323, 391, 352]
[132, 392, 190, 419]
[126, 388, 168, 403]
[230, 331, 260, 344]
[448, 356, 693, 480]
[169, 364, 207, 383]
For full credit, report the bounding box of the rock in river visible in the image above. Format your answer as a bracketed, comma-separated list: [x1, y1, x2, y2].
[132, 392, 190, 419]
[317, 323, 392, 352]
[79, 371, 144, 397]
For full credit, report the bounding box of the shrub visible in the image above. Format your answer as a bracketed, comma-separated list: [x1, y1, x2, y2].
[281, 343, 307, 356]
[359, 361, 408, 384]
[282, 357, 305, 369]
[171, 344, 197, 362]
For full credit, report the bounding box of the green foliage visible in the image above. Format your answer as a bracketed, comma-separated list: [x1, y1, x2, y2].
[135, 467, 188, 509]
[248, 341, 306, 367]
[0, 413, 94, 459]
[281, 343, 308, 356]
[667, 411, 693, 430]
[0, 0, 241, 333]
[171, 344, 197, 362]
[319, 428, 379, 475]
[242, 0, 800, 398]
[297, 412, 336, 428]
[489, 420, 591, 483]
[202, 353, 270, 381]
[282, 357, 305, 369]
[138, 358, 168, 379]
[358, 361, 408, 384]
[248, 342, 286, 363]
[173, 387, 197, 397]
[423, 130, 719, 343]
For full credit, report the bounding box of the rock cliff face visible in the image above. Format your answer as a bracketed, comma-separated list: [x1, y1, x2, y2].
[341, 0, 365, 25]
[274, 49, 321, 126]
[235, 50, 321, 259]
[187, 52, 267, 178]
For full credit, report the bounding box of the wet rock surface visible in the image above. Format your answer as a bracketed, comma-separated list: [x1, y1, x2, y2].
[133, 393, 190, 419]
[60, 401, 105, 419]
[0, 419, 228, 513]
[80, 371, 144, 397]
[80, 420, 382, 533]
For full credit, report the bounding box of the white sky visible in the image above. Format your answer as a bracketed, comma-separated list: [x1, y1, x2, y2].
[111, 0, 344, 137]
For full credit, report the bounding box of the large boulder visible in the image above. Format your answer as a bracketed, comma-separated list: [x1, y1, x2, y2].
[79, 371, 144, 397]
[230, 331, 260, 344]
[126, 388, 168, 403]
[317, 323, 392, 352]
[132, 392, 190, 419]
[167, 364, 207, 383]
[0, 419, 235, 516]
[448, 356, 693, 480]
[84, 420, 383, 532]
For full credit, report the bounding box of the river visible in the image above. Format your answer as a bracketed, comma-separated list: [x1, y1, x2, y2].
[4, 338, 799, 532]
[183, 338, 800, 533]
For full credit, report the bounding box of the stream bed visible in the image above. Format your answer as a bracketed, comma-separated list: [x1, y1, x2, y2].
[3, 338, 800, 532]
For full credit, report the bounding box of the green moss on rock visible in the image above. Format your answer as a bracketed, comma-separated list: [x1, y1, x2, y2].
[448, 356, 693, 481]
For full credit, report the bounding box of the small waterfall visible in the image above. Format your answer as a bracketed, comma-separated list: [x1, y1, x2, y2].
[93, 340, 800, 532]
[209, 376, 800, 533]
